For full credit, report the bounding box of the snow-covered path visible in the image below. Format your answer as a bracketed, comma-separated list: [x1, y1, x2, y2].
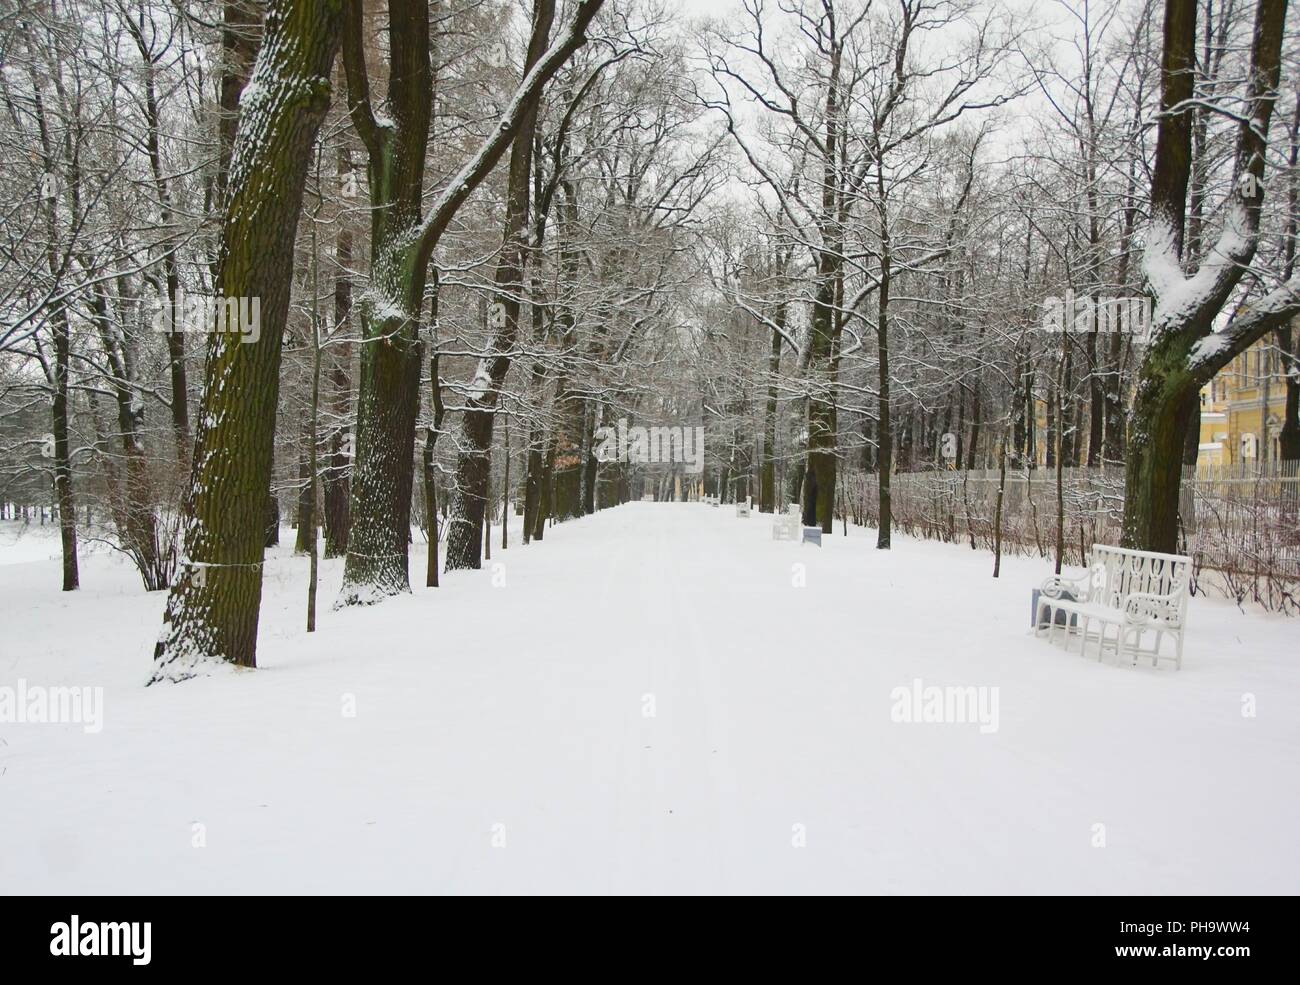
[1, 505, 1297, 894]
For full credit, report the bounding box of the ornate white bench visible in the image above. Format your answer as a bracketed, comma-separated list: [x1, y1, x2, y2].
[772, 504, 801, 541]
[735, 500, 751, 517]
[1036, 545, 1191, 669]
[702, 494, 720, 506]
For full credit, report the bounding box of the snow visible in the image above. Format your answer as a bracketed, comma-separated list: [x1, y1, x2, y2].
[0, 521, 67, 566]
[1, 507, 1297, 894]
[466, 361, 493, 401]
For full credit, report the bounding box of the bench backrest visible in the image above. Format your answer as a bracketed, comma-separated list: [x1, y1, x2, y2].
[1088, 545, 1191, 620]
[772, 514, 800, 539]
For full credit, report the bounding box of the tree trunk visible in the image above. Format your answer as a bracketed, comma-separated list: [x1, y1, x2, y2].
[1123, 0, 1290, 551]
[294, 423, 314, 553]
[343, 0, 601, 589]
[51, 303, 79, 592]
[875, 251, 893, 549]
[323, 145, 354, 558]
[760, 302, 783, 513]
[443, 7, 550, 573]
[152, 0, 342, 681]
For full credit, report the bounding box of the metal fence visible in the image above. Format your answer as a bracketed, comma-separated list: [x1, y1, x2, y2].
[842, 461, 1300, 613]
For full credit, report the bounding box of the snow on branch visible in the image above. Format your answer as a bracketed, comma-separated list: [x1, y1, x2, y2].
[1188, 276, 1300, 380]
[412, 0, 606, 271]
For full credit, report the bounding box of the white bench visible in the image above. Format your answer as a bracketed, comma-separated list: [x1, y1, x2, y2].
[1036, 544, 1191, 669]
[702, 494, 719, 506]
[772, 504, 801, 541]
[735, 500, 751, 517]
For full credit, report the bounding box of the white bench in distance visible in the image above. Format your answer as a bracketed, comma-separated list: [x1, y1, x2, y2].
[736, 499, 751, 517]
[1035, 544, 1191, 669]
[772, 504, 801, 541]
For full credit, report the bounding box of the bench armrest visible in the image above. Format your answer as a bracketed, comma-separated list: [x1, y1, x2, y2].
[1040, 573, 1089, 600]
[1123, 591, 1183, 627]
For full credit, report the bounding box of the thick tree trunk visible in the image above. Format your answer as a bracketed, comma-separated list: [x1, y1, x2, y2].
[1123, 0, 1289, 550]
[338, 0, 432, 602]
[343, 0, 601, 589]
[339, 313, 423, 601]
[152, 0, 342, 681]
[1123, 366, 1200, 553]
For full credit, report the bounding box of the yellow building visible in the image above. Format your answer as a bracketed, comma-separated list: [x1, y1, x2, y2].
[1198, 336, 1290, 466]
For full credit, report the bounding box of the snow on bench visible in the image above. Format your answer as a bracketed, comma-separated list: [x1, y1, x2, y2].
[735, 499, 751, 517]
[772, 504, 801, 541]
[1035, 544, 1191, 669]
[702, 494, 720, 507]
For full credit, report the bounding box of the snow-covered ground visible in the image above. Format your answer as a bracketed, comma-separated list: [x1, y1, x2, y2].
[1, 506, 1296, 894]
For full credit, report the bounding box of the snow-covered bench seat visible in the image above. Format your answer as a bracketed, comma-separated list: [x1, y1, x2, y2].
[1036, 545, 1191, 669]
[736, 499, 751, 517]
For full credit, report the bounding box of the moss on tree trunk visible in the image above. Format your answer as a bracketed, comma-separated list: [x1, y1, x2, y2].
[152, 0, 342, 681]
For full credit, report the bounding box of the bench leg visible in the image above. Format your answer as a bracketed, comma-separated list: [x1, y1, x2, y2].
[1118, 626, 1135, 665]
[1102, 623, 1123, 662]
[1036, 600, 1055, 639]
